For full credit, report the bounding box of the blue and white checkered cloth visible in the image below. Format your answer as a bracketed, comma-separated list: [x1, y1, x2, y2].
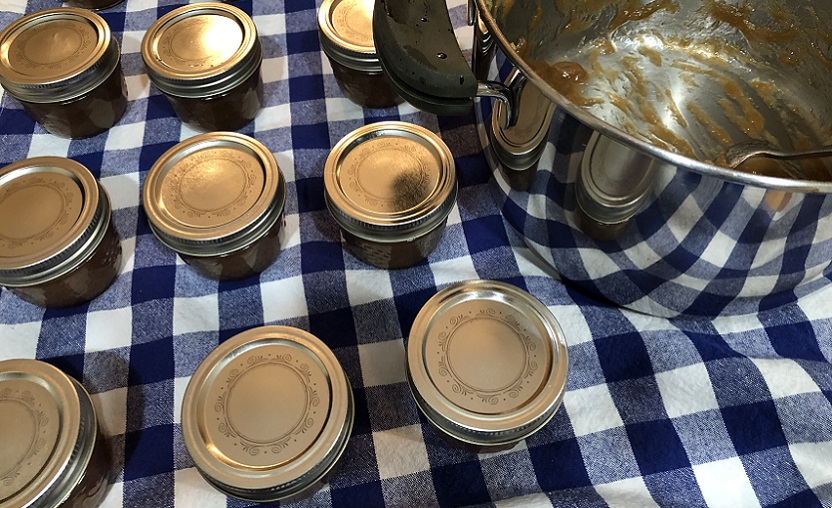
[1, 0, 831, 506]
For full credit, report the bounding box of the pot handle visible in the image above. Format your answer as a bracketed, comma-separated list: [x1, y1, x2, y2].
[373, 0, 517, 123]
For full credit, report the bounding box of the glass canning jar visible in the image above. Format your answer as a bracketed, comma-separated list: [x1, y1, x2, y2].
[142, 132, 286, 281]
[0, 8, 128, 139]
[141, 3, 264, 132]
[0, 156, 122, 307]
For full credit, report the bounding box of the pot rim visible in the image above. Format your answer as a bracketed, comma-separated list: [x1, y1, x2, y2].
[475, 0, 832, 194]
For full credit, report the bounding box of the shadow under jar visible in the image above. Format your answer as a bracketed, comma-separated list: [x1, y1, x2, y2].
[0, 157, 122, 308]
[318, 0, 401, 108]
[324, 121, 457, 269]
[142, 132, 286, 281]
[406, 280, 569, 452]
[0, 359, 113, 508]
[182, 326, 354, 503]
[141, 3, 263, 132]
[0, 8, 128, 139]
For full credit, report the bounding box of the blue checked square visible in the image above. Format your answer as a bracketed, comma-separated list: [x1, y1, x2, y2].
[304, 271, 349, 314]
[595, 332, 655, 383]
[609, 377, 668, 424]
[742, 447, 813, 506]
[671, 410, 737, 465]
[642, 469, 707, 507]
[528, 438, 593, 491]
[127, 379, 173, 431]
[37, 311, 87, 358]
[393, 287, 437, 339]
[328, 433, 381, 489]
[173, 331, 219, 378]
[432, 461, 492, 507]
[43, 354, 85, 383]
[295, 177, 326, 212]
[82, 348, 130, 394]
[365, 384, 420, 432]
[123, 424, 174, 481]
[0, 107, 35, 135]
[707, 358, 772, 407]
[309, 307, 356, 349]
[722, 400, 788, 456]
[131, 265, 176, 304]
[461, 215, 511, 254]
[380, 471, 439, 507]
[764, 321, 825, 361]
[128, 337, 174, 385]
[349, 386, 372, 436]
[577, 427, 642, 484]
[284, 0, 316, 14]
[218, 284, 264, 329]
[122, 473, 175, 508]
[330, 479, 385, 508]
[626, 419, 690, 475]
[292, 121, 331, 149]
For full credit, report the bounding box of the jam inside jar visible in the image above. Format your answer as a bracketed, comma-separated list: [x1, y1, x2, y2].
[0, 8, 128, 139]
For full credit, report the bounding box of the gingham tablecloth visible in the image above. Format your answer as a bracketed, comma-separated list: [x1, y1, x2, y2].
[2, 0, 832, 506]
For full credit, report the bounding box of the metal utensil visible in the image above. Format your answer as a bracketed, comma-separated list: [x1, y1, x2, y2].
[725, 140, 832, 168]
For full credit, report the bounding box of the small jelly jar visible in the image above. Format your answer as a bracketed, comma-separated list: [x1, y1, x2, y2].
[324, 121, 457, 269]
[0, 157, 122, 307]
[142, 132, 286, 280]
[0, 358, 113, 507]
[141, 3, 264, 131]
[407, 280, 569, 452]
[318, 0, 401, 108]
[182, 326, 354, 502]
[0, 8, 128, 139]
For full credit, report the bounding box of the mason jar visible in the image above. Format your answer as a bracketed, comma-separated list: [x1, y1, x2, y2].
[142, 132, 286, 280]
[324, 121, 457, 269]
[182, 326, 354, 502]
[141, 3, 263, 132]
[0, 157, 122, 307]
[0, 358, 112, 507]
[0, 8, 128, 138]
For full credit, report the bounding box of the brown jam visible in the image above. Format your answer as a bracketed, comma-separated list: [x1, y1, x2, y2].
[341, 218, 448, 269]
[9, 219, 122, 308]
[18, 59, 128, 139]
[163, 62, 264, 132]
[179, 213, 283, 281]
[61, 426, 113, 508]
[328, 56, 402, 109]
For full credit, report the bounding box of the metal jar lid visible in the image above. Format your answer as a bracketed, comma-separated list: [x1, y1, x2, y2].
[0, 359, 98, 507]
[324, 121, 457, 242]
[141, 2, 261, 99]
[0, 156, 111, 287]
[0, 8, 120, 104]
[407, 280, 569, 447]
[490, 77, 555, 172]
[182, 326, 354, 502]
[142, 132, 286, 258]
[318, 0, 380, 72]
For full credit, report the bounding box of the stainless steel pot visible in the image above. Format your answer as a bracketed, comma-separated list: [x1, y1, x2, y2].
[374, 0, 832, 316]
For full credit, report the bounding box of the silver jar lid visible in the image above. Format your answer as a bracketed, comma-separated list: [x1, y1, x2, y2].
[182, 326, 354, 502]
[0, 359, 98, 507]
[0, 156, 112, 287]
[407, 280, 569, 447]
[490, 79, 555, 172]
[324, 121, 457, 242]
[141, 2, 261, 99]
[318, 0, 380, 72]
[0, 8, 119, 103]
[142, 132, 285, 257]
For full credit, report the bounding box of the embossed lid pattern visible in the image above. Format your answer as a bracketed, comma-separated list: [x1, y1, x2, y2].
[141, 2, 261, 99]
[0, 156, 110, 287]
[182, 326, 354, 502]
[324, 122, 457, 241]
[407, 280, 569, 446]
[142, 132, 285, 257]
[0, 8, 118, 103]
[0, 359, 97, 507]
[317, 0, 379, 71]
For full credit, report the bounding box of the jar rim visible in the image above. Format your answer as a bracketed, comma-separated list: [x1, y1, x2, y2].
[317, 0, 381, 73]
[141, 2, 261, 99]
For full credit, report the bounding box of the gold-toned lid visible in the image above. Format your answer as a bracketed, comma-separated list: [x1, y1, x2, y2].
[0, 156, 110, 287]
[182, 326, 354, 502]
[0, 359, 97, 507]
[317, 0, 379, 71]
[324, 121, 457, 241]
[141, 2, 260, 98]
[0, 8, 117, 103]
[407, 280, 569, 446]
[142, 132, 285, 257]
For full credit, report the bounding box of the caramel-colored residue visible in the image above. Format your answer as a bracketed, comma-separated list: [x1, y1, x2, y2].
[610, 0, 679, 31]
[721, 79, 766, 137]
[750, 79, 778, 109]
[530, 60, 602, 107]
[529, 2, 543, 30]
[637, 94, 695, 157]
[638, 45, 663, 67]
[688, 103, 734, 149]
[705, 0, 796, 44]
[664, 88, 687, 128]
